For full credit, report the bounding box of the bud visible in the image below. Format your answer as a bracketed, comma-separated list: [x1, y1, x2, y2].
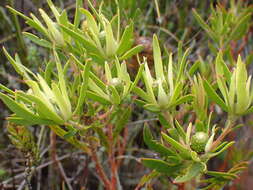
[99, 31, 106, 39]
[152, 80, 159, 96]
[81, 20, 88, 32]
[96, 31, 106, 45]
[110, 78, 124, 92]
[191, 132, 209, 153]
[51, 24, 65, 47]
[152, 79, 169, 97]
[157, 79, 169, 108]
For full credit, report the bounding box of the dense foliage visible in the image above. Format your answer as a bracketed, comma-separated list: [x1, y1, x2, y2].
[0, 0, 252, 190]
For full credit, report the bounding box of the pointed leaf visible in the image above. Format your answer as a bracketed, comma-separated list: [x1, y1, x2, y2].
[143, 125, 178, 157]
[174, 162, 205, 183]
[60, 25, 103, 57]
[17, 92, 64, 124]
[236, 56, 248, 114]
[143, 104, 160, 112]
[153, 34, 164, 80]
[116, 22, 134, 55]
[192, 9, 218, 42]
[74, 62, 91, 115]
[162, 132, 191, 159]
[130, 63, 145, 92]
[74, 0, 83, 28]
[142, 158, 183, 176]
[23, 32, 52, 48]
[7, 6, 48, 36]
[8, 115, 53, 125]
[108, 85, 121, 105]
[176, 48, 190, 82]
[0, 92, 46, 124]
[80, 8, 99, 35]
[203, 79, 228, 112]
[206, 171, 237, 180]
[119, 45, 143, 60]
[86, 91, 111, 105]
[175, 120, 186, 140]
[2, 47, 30, 79]
[104, 62, 112, 82]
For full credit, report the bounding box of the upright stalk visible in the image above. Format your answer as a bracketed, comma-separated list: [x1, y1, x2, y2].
[108, 124, 117, 190]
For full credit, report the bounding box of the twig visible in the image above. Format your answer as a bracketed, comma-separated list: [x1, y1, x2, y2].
[3, 152, 78, 186]
[80, 157, 90, 188]
[211, 117, 236, 150]
[98, 106, 114, 120]
[50, 131, 57, 188]
[9, 156, 16, 190]
[36, 166, 41, 190]
[108, 124, 117, 190]
[147, 25, 179, 42]
[168, 177, 185, 190]
[134, 183, 142, 190]
[55, 155, 74, 190]
[17, 167, 35, 190]
[116, 127, 128, 167]
[17, 178, 26, 190]
[127, 118, 158, 126]
[177, 183, 185, 190]
[211, 126, 232, 150]
[90, 144, 111, 190]
[153, 0, 161, 23]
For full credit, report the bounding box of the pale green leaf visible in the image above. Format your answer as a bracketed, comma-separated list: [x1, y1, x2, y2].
[23, 32, 52, 48]
[174, 162, 205, 183]
[142, 158, 183, 176]
[0, 92, 46, 124]
[80, 8, 99, 35]
[143, 125, 178, 157]
[203, 79, 228, 112]
[116, 22, 134, 55]
[162, 132, 191, 159]
[153, 34, 164, 80]
[119, 45, 143, 60]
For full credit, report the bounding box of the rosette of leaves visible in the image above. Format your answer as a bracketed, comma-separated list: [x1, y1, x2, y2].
[133, 34, 192, 113]
[7, 0, 143, 63]
[141, 121, 234, 184]
[191, 75, 208, 122]
[203, 52, 253, 116]
[191, 75, 210, 131]
[0, 48, 91, 152]
[0, 48, 85, 126]
[193, 2, 252, 50]
[7, 0, 68, 48]
[80, 57, 144, 105]
[75, 1, 143, 63]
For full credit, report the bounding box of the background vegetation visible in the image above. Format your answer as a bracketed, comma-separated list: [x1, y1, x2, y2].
[0, 0, 252, 189]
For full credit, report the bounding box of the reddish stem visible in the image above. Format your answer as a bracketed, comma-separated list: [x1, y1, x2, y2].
[178, 183, 185, 190]
[116, 127, 128, 167]
[108, 124, 117, 190]
[90, 145, 111, 190]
